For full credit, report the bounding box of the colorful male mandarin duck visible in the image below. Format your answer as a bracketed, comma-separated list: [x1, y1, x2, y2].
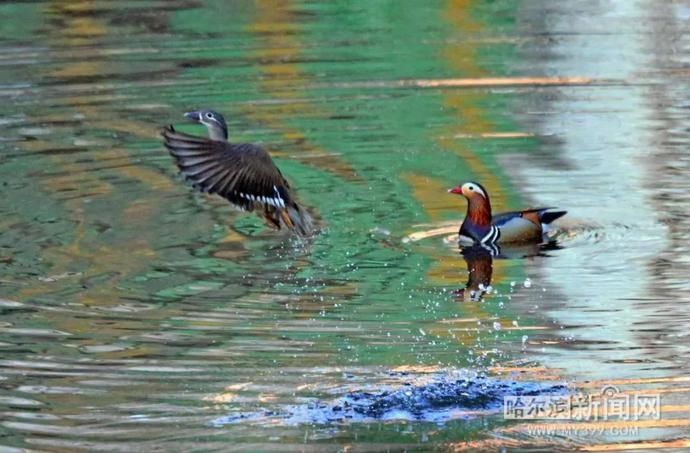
[448, 181, 566, 247]
[162, 110, 314, 236]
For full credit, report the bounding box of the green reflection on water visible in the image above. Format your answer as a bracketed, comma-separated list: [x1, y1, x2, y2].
[0, 0, 541, 368]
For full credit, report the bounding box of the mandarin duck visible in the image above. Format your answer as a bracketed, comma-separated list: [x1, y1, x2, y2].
[162, 110, 314, 236]
[448, 181, 566, 249]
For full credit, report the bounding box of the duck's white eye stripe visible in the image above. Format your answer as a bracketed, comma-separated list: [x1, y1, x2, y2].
[462, 183, 486, 198]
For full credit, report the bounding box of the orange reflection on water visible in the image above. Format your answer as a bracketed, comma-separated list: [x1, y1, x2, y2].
[246, 0, 360, 183]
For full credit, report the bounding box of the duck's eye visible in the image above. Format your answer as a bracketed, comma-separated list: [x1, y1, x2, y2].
[468, 185, 474, 191]
[206, 112, 214, 119]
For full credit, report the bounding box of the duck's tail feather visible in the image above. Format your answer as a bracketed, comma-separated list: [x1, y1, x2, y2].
[284, 202, 315, 236]
[263, 202, 315, 236]
[539, 210, 567, 225]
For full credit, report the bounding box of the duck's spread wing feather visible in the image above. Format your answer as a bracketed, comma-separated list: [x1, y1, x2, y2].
[162, 125, 292, 211]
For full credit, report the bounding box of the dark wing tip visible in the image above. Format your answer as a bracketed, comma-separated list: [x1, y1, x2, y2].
[540, 210, 567, 224]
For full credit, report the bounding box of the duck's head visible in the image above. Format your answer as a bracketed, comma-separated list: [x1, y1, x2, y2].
[448, 181, 490, 202]
[448, 181, 492, 225]
[184, 109, 228, 141]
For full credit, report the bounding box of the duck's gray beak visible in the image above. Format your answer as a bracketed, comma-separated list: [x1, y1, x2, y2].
[184, 111, 201, 122]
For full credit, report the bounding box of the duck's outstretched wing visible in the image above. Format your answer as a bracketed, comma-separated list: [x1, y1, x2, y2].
[162, 125, 314, 235]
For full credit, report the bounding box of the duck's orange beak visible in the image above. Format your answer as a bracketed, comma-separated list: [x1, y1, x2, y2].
[448, 186, 463, 195]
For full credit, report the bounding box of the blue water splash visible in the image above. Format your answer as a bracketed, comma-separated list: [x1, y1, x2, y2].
[212, 373, 568, 426]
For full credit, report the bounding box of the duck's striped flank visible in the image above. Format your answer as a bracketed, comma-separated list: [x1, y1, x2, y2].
[480, 225, 500, 245]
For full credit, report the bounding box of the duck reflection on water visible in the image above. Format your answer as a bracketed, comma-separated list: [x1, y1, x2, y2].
[456, 242, 562, 302]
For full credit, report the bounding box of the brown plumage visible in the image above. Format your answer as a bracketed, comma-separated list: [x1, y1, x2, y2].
[162, 110, 314, 236]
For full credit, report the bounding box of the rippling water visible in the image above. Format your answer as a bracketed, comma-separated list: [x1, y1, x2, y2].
[1, 0, 689, 450]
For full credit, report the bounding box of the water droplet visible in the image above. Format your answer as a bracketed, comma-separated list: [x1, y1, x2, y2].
[493, 322, 501, 331]
[523, 278, 532, 288]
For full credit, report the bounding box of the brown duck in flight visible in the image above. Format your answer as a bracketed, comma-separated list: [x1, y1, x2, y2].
[448, 181, 566, 249]
[162, 110, 314, 236]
